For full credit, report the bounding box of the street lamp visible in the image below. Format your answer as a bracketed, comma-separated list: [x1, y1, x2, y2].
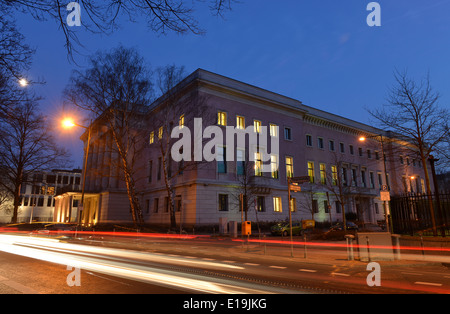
[359, 134, 393, 233]
[18, 78, 28, 87]
[61, 117, 91, 226]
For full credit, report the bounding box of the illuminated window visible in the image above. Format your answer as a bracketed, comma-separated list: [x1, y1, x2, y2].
[271, 155, 278, 179]
[270, 124, 278, 137]
[179, 114, 185, 127]
[285, 156, 294, 179]
[254, 120, 261, 133]
[217, 111, 227, 126]
[149, 131, 154, 144]
[158, 126, 163, 139]
[331, 165, 338, 186]
[319, 163, 326, 184]
[307, 161, 315, 183]
[254, 152, 262, 177]
[236, 115, 245, 129]
[273, 197, 282, 212]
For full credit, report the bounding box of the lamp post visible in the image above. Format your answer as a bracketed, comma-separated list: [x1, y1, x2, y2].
[359, 134, 392, 233]
[62, 118, 91, 226]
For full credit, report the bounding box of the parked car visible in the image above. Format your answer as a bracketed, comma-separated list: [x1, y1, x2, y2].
[270, 222, 303, 236]
[329, 221, 359, 231]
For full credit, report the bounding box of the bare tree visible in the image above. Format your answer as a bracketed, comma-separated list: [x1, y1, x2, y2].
[64, 45, 153, 227]
[3, 0, 235, 61]
[149, 64, 213, 230]
[368, 70, 450, 235]
[297, 183, 320, 221]
[0, 101, 70, 223]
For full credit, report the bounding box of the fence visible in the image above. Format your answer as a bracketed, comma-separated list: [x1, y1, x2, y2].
[390, 191, 450, 236]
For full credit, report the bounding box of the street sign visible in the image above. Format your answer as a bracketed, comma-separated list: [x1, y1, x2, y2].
[380, 191, 390, 201]
[289, 184, 301, 192]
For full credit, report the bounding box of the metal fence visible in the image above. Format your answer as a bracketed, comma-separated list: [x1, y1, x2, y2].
[390, 191, 450, 236]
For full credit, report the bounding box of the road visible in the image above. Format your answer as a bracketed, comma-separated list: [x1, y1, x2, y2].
[0, 232, 449, 295]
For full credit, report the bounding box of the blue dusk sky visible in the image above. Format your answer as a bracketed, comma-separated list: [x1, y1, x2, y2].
[12, 0, 450, 167]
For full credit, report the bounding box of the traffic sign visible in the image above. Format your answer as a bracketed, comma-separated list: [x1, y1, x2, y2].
[380, 191, 390, 201]
[289, 184, 301, 192]
[290, 176, 310, 184]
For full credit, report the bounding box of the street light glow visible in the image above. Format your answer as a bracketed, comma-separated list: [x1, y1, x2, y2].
[359, 136, 366, 142]
[62, 118, 76, 129]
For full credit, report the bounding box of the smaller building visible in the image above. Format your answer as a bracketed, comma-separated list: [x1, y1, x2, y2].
[0, 169, 82, 223]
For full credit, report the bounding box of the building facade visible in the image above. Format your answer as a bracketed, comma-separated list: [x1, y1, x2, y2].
[53, 69, 431, 228]
[0, 169, 81, 223]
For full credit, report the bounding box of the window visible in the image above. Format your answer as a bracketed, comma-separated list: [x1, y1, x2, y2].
[329, 140, 335, 151]
[290, 197, 296, 212]
[377, 172, 383, 188]
[157, 157, 162, 180]
[236, 115, 245, 129]
[217, 146, 227, 173]
[319, 163, 326, 184]
[285, 156, 294, 179]
[369, 171, 375, 189]
[254, 152, 262, 176]
[367, 149, 372, 159]
[349, 145, 354, 155]
[352, 168, 358, 186]
[270, 124, 278, 137]
[179, 114, 185, 127]
[306, 135, 313, 147]
[317, 137, 324, 149]
[284, 127, 292, 140]
[218, 194, 228, 211]
[312, 200, 319, 213]
[217, 111, 227, 126]
[342, 166, 348, 186]
[375, 151, 380, 160]
[271, 155, 279, 179]
[273, 197, 282, 212]
[164, 197, 169, 212]
[256, 196, 265, 212]
[331, 165, 338, 186]
[148, 160, 153, 183]
[254, 120, 261, 133]
[375, 203, 379, 214]
[37, 197, 44, 207]
[237, 149, 245, 175]
[361, 169, 367, 188]
[400, 156, 404, 164]
[307, 161, 315, 183]
[153, 198, 159, 213]
[340, 142, 345, 153]
[358, 147, 363, 157]
[158, 126, 163, 139]
[335, 201, 342, 214]
[324, 200, 329, 214]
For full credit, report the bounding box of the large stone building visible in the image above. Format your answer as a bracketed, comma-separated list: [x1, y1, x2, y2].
[54, 69, 431, 228]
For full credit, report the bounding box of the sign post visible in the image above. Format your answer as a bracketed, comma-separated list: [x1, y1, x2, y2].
[287, 176, 310, 257]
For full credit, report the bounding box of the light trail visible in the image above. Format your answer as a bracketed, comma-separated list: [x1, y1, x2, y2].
[0, 234, 292, 294]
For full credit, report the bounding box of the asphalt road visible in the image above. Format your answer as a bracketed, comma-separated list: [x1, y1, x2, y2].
[0, 233, 449, 295]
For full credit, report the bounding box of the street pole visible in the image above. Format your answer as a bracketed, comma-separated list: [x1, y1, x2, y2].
[79, 122, 91, 227]
[288, 178, 293, 258]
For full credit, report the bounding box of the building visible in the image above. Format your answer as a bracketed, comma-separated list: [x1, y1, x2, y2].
[0, 169, 81, 223]
[53, 69, 431, 228]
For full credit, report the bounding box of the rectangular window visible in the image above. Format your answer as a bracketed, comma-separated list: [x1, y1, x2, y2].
[218, 111, 227, 126]
[306, 134, 313, 147]
[285, 156, 294, 179]
[359, 147, 363, 157]
[254, 152, 262, 176]
[158, 126, 163, 139]
[153, 198, 159, 213]
[319, 163, 326, 184]
[349, 145, 354, 155]
[369, 171, 375, 189]
[273, 197, 282, 212]
[237, 149, 245, 175]
[377, 172, 383, 188]
[317, 137, 324, 149]
[340, 142, 345, 153]
[352, 168, 358, 186]
[307, 161, 315, 183]
[218, 194, 228, 211]
[342, 167, 348, 186]
[367, 149, 372, 159]
[148, 160, 153, 183]
[375, 203, 379, 214]
[290, 197, 296, 212]
[361, 169, 367, 188]
[331, 165, 338, 186]
[284, 127, 292, 140]
[217, 146, 227, 173]
[270, 124, 278, 137]
[312, 199, 319, 213]
[254, 120, 261, 133]
[271, 155, 279, 179]
[179, 114, 185, 127]
[335, 201, 342, 214]
[236, 115, 245, 129]
[324, 200, 329, 214]
[256, 196, 265, 212]
[329, 140, 335, 151]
